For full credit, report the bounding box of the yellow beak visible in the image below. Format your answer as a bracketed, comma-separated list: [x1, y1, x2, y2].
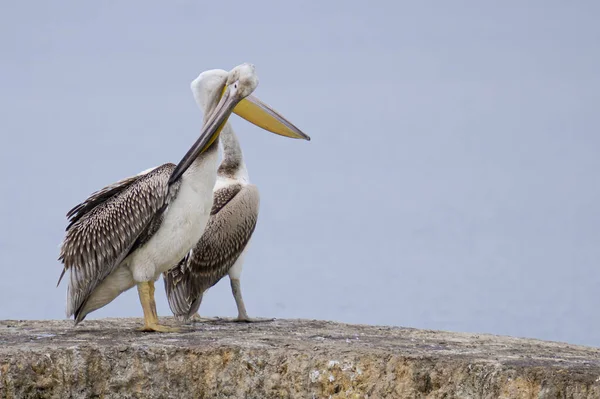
[233, 95, 310, 141]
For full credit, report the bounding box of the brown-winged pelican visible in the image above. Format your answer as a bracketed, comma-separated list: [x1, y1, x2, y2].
[163, 111, 259, 322]
[57, 63, 309, 332]
[163, 68, 309, 322]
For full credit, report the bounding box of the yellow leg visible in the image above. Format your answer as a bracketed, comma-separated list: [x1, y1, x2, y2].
[137, 281, 179, 333]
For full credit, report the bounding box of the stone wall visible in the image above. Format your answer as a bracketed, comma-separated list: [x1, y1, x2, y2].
[0, 318, 599, 398]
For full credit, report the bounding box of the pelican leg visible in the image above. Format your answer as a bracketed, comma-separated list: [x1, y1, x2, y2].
[230, 278, 249, 321]
[137, 281, 179, 332]
[230, 278, 273, 323]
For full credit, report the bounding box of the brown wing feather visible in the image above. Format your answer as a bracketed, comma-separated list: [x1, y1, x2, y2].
[59, 163, 176, 320]
[163, 183, 260, 319]
[162, 254, 191, 319]
[65, 174, 141, 230]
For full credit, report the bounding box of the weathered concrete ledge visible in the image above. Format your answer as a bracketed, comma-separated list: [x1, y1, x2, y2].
[0, 318, 599, 398]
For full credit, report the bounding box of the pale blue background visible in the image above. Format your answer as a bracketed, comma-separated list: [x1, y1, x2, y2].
[1, 1, 599, 347]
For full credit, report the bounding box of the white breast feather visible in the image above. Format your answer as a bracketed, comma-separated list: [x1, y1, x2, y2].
[128, 149, 219, 282]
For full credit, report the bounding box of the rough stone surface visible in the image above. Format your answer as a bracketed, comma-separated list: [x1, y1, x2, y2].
[0, 318, 599, 398]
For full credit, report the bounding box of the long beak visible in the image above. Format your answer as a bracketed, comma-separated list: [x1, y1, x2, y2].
[233, 95, 311, 141]
[169, 84, 243, 185]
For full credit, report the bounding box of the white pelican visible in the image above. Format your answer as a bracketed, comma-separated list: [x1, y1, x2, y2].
[58, 63, 310, 332]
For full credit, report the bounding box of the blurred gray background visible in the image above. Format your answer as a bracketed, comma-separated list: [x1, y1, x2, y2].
[1, 1, 599, 347]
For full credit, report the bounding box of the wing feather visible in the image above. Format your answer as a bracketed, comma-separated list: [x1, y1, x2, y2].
[163, 183, 259, 319]
[66, 175, 140, 230]
[58, 163, 176, 320]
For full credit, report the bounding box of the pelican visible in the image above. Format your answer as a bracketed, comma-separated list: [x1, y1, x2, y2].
[58, 63, 309, 332]
[164, 68, 309, 322]
[162, 120, 260, 322]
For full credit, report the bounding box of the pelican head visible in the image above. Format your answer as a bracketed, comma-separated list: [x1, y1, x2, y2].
[169, 63, 310, 184]
[192, 64, 258, 114]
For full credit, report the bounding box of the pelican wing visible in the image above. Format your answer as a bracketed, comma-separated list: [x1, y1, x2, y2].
[164, 183, 260, 319]
[59, 163, 178, 320]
